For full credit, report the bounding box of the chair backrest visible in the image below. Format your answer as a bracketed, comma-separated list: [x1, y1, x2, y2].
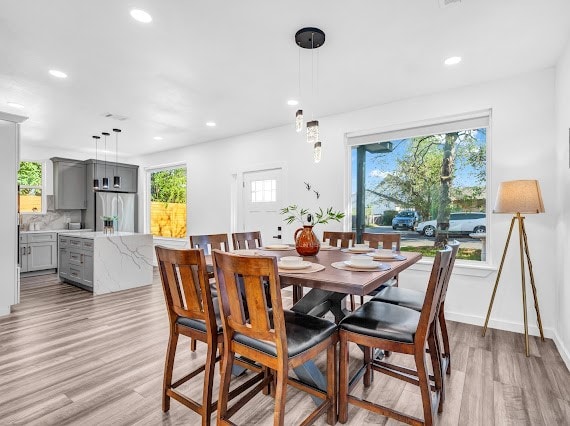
[323, 231, 356, 248]
[232, 231, 263, 250]
[439, 240, 460, 304]
[416, 246, 452, 343]
[361, 232, 401, 250]
[190, 233, 231, 254]
[212, 250, 287, 357]
[155, 246, 217, 333]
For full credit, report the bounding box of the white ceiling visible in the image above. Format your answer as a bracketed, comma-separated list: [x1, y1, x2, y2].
[1, 0, 569, 157]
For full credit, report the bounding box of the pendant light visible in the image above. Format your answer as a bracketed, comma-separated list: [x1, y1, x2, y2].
[101, 132, 110, 189]
[294, 27, 325, 161]
[92, 135, 100, 189]
[112, 128, 121, 188]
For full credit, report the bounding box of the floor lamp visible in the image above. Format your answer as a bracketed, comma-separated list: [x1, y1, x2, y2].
[482, 180, 545, 356]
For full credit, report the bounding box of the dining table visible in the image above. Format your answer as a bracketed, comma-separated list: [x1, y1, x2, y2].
[207, 245, 422, 403]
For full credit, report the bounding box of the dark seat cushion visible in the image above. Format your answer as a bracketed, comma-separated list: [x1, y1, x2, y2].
[371, 286, 424, 311]
[234, 310, 337, 358]
[339, 301, 420, 343]
[176, 296, 223, 333]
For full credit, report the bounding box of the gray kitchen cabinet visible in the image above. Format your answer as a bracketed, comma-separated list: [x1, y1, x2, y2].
[58, 235, 94, 290]
[20, 232, 57, 273]
[51, 158, 87, 209]
[87, 160, 138, 193]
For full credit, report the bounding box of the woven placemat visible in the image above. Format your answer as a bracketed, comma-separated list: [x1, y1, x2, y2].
[366, 254, 407, 262]
[278, 263, 325, 274]
[319, 246, 340, 251]
[331, 261, 391, 272]
[259, 246, 295, 251]
[341, 248, 375, 254]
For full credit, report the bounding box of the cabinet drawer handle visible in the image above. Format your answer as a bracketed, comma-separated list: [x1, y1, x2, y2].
[28, 247, 31, 255]
[81, 254, 84, 264]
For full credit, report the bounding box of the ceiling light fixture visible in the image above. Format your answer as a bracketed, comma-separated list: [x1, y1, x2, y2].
[101, 132, 110, 189]
[7, 102, 24, 109]
[294, 27, 325, 162]
[153, 136, 163, 140]
[130, 9, 152, 23]
[112, 128, 121, 188]
[287, 99, 299, 106]
[206, 121, 216, 127]
[92, 135, 100, 190]
[49, 69, 68, 79]
[444, 56, 462, 66]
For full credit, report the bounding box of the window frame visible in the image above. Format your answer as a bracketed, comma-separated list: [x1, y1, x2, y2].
[144, 162, 188, 241]
[344, 110, 492, 270]
[18, 160, 47, 215]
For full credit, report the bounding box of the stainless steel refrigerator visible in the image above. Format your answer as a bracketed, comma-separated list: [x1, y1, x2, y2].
[94, 192, 137, 232]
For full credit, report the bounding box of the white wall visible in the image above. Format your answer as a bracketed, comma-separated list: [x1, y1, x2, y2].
[129, 68, 559, 345]
[555, 40, 570, 367]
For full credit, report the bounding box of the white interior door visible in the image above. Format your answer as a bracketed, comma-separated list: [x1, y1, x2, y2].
[241, 168, 283, 245]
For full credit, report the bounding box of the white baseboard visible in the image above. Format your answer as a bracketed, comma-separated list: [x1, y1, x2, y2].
[445, 311, 555, 339]
[551, 330, 570, 371]
[0, 305, 11, 316]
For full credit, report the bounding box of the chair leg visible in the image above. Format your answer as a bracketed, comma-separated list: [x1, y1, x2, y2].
[191, 338, 197, 352]
[338, 332, 349, 424]
[349, 295, 356, 311]
[427, 327, 444, 413]
[363, 346, 372, 387]
[359, 295, 364, 307]
[273, 367, 288, 426]
[162, 330, 179, 412]
[217, 346, 235, 424]
[202, 338, 217, 426]
[439, 306, 451, 374]
[326, 342, 337, 425]
[415, 349, 434, 426]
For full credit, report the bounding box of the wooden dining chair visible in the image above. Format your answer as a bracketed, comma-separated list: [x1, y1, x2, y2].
[372, 241, 460, 374]
[188, 233, 231, 351]
[358, 233, 402, 306]
[322, 230, 356, 248]
[155, 246, 222, 425]
[212, 249, 338, 426]
[338, 246, 453, 426]
[190, 233, 231, 254]
[232, 231, 263, 250]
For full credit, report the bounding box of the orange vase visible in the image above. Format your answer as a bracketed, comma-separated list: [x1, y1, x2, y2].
[294, 225, 320, 256]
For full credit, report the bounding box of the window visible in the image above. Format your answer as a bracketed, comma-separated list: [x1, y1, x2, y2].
[18, 161, 44, 214]
[148, 165, 187, 238]
[349, 112, 488, 262]
[251, 179, 276, 203]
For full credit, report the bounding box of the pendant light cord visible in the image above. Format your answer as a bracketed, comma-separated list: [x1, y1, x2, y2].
[311, 33, 314, 120]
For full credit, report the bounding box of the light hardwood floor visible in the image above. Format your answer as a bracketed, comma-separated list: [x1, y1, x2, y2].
[0, 273, 569, 425]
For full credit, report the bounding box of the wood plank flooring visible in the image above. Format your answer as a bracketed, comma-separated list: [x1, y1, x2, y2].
[0, 273, 568, 425]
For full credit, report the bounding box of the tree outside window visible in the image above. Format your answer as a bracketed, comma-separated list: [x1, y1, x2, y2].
[149, 167, 187, 238]
[351, 127, 487, 261]
[18, 161, 43, 213]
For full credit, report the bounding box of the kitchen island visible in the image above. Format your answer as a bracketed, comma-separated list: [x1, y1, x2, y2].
[58, 231, 153, 295]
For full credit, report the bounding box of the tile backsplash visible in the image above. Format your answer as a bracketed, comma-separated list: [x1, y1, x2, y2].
[21, 210, 82, 231]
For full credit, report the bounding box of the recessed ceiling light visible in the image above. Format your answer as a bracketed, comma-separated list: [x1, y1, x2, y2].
[130, 9, 152, 23]
[7, 102, 25, 109]
[444, 56, 462, 66]
[206, 121, 216, 127]
[287, 99, 299, 106]
[153, 136, 163, 141]
[49, 69, 68, 78]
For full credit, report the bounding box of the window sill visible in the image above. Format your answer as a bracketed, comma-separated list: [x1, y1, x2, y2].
[408, 258, 497, 278]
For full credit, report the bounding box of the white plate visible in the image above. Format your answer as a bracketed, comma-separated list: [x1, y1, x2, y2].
[278, 261, 312, 270]
[367, 252, 398, 260]
[347, 247, 374, 253]
[263, 244, 291, 250]
[344, 260, 381, 269]
[231, 249, 259, 256]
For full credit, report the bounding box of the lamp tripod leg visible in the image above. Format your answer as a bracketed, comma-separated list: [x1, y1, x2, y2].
[518, 214, 530, 357]
[520, 218, 545, 342]
[482, 216, 516, 337]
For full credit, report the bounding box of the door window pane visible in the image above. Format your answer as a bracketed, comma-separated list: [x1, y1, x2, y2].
[149, 167, 187, 238]
[251, 179, 276, 203]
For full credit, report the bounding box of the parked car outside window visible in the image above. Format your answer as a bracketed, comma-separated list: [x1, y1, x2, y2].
[391, 210, 420, 231]
[416, 212, 486, 237]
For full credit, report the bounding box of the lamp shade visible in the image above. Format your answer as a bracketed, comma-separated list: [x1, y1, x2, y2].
[493, 180, 545, 214]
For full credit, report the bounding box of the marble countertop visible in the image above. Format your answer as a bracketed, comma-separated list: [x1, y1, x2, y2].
[21, 229, 92, 234]
[58, 231, 151, 239]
